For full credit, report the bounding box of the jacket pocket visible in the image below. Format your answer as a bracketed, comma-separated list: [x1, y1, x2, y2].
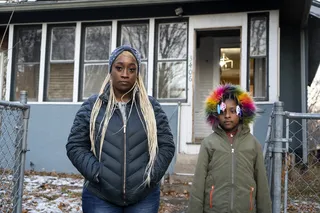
[249, 187, 254, 211]
[209, 185, 215, 208]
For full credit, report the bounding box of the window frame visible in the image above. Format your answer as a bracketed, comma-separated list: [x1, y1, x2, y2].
[117, 20, 150, 89]
[10, 25, 42, 101]
[44, 23, 76, 102]
[246, 12, 269, 102]
[79, 22, 112, 101]
[153, 18, 189, 103]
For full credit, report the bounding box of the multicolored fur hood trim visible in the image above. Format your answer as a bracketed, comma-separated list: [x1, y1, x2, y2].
[205, 84, 256, 126]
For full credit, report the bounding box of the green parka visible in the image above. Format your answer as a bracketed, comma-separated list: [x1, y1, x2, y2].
[187, 125, 272, 213]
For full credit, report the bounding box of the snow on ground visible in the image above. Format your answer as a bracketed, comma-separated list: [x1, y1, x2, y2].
[3, 171, 318, 213]
[22, 174, 83, 213]
[16, 171, 188, 213]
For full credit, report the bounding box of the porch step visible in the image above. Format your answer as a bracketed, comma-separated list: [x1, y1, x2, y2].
[168, 173, 194, 185]
[161, 173, 194, 194]
[161, 181, 192, 195]
[174, 153, 198, 174]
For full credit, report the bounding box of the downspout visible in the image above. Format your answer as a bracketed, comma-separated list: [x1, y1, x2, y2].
[300, 0, 311, 165]
[300, 28, 308, 165]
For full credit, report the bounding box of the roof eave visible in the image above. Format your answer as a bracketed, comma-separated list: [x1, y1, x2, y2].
[310, 3, 320, 18]
[0, 0, 213, 12]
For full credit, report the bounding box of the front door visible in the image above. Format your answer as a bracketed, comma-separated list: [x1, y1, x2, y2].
[193, 29, 241, 142]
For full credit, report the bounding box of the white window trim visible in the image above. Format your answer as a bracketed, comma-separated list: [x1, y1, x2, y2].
[241, 15, 248, 91]
[84, 59, 109, 63]
[5, 24, 14, 101]
[38, 23, 47, 102]
[50, 60, 74, 63]
[268, 10, 279, 102]
[73, 22, 82, 102]
[111, 20, 117, 53]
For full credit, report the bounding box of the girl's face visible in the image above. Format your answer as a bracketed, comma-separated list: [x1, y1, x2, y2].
[218, 99, 240, 132]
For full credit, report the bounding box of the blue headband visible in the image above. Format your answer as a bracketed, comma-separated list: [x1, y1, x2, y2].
[109, 45, 141, 74]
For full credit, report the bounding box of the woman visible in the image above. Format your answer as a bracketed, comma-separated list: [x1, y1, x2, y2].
[66, 45, 175, 213]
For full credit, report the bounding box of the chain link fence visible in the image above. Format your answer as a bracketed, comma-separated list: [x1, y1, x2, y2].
[264, 102, 320, 213]
[263, 108, 276, 188]
[283, 112, 320, 212]
[0, 91, 30, 213]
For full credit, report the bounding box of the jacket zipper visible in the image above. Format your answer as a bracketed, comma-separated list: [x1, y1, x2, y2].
[210, 185, 215, 208]
[123, 121, 127, 204]
[250, 187, 254, 211]
[231, 143, 235, 211]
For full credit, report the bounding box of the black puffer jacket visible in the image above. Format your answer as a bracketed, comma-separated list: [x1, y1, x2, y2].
[66, 89, 175, 206]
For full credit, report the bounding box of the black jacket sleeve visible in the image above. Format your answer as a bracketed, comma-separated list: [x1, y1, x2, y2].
[66, 95, 100, 183]
[150, 97, 175, 184]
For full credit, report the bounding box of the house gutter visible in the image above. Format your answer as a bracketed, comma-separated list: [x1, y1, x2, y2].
[0, 0, 213, 12]
[310, 1, 320, 18]
[301, 0, 313, 28]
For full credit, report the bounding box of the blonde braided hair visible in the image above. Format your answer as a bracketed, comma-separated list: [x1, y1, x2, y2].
[89, 51, 158, 186]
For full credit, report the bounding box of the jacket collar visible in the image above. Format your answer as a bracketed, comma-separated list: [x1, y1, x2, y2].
[99, 83, 111, 103]
[213, 124, 250, 139]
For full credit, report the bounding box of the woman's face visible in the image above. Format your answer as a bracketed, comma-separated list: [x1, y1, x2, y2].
[110, 51, 138, 95]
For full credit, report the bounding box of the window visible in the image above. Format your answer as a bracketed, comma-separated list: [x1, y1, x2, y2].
[154, 19, 188, 101]
[80, 23, 111, 100]
[11, 26, 42, 101]
[45, 25, 75, 101]
[247, 13, 269, 101]
[118, 21, 148, 88]
[220, 47, 241, 85]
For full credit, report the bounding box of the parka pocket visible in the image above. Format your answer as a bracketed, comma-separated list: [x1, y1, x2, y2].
[249, 187, 255, 211]
[209, 185, 215, 208]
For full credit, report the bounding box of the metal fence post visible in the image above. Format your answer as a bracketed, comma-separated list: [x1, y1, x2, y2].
[12, 99, 23, 212]
[272, 101, 284, 213]
[15, 91, 29, 213]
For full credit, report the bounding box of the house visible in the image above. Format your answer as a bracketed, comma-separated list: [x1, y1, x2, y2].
[0, 0, 319, 174]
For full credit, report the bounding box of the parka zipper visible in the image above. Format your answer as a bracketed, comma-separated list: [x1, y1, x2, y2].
[250, 187, 254, 211]
[123, 123, 127, 204]
[231, 143, 235, 211]
[210, 185, 215, 208]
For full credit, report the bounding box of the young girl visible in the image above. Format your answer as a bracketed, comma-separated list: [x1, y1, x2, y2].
[187, 84, 271, 213]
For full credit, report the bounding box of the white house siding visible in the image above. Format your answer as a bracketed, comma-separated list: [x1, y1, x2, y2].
[4, 10, 280, 156]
